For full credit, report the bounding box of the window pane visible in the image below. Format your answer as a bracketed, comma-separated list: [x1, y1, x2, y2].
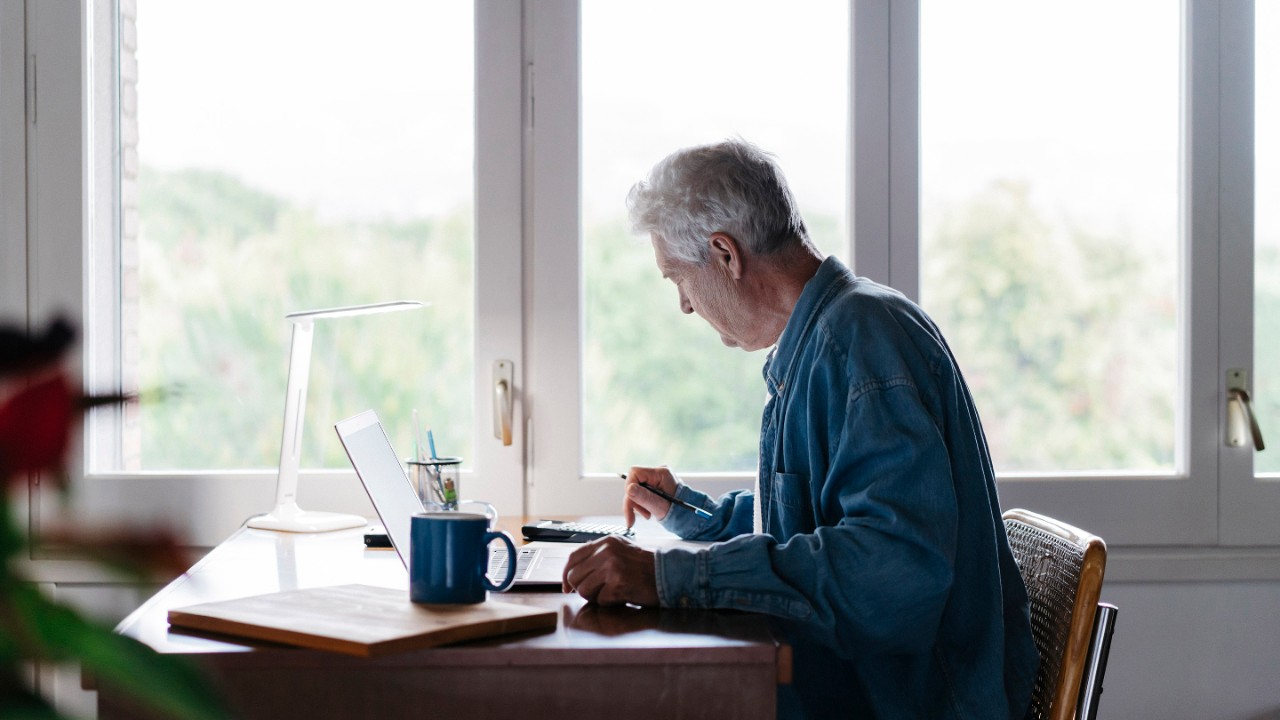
[919, 1, 1178, 473]
[581, 0, 849, 474]
[123, 1, 474, 470]
[1257, 2, 1279, 475]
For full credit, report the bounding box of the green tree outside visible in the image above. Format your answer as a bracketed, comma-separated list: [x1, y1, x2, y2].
[135, 166, 474, 470]
[922, 180, 1176, 472]
[138, 168, 1244, 478]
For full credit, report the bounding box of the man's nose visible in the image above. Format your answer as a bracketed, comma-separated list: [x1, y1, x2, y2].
[679, 291, 693, 314]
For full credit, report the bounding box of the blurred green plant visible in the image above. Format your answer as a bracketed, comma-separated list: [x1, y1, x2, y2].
[0, 319, 226, 720]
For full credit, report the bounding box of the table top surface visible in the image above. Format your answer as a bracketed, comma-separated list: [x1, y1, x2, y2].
[117, 517, 783, 665]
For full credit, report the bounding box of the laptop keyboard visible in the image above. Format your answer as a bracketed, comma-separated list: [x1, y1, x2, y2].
[489, 546, 539, 580]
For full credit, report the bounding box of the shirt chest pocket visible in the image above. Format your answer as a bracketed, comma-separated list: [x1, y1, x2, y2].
[770, 471, 814, 538]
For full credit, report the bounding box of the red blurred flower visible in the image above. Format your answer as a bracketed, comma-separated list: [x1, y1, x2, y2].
[0, 371, 75, 483]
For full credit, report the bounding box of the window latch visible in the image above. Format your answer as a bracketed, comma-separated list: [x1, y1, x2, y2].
[1227, 369, 1265, 451]
[493, 360, 514, 447]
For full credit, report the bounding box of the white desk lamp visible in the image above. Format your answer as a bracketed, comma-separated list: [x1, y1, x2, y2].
[248, 300, 424, 532]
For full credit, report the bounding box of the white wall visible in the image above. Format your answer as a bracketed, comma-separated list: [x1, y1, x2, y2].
[1099, 581, 1280, 720]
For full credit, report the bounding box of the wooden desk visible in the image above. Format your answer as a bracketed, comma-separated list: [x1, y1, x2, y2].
[97, 519, 788, 719]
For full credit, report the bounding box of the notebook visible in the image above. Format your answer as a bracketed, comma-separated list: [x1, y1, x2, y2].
[168, 584, 558, 657]
[334, 409, 569, 586]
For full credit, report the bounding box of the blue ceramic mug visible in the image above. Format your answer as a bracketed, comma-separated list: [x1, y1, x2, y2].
[410, 512, 517, 604]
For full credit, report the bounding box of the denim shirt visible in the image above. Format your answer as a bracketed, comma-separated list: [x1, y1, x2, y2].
[654, 257, 1038, 719]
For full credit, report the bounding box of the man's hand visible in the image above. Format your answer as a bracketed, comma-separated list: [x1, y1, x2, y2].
[623, 465, 680, 528]
[561, 535, 659, 607]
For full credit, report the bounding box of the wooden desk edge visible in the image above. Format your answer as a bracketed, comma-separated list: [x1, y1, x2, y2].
[102, 519, 794, 684]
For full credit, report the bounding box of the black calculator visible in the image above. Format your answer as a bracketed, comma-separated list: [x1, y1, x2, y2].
[521, 519, 634, 543]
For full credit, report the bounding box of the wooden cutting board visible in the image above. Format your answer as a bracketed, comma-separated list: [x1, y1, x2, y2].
[167, 584, 557, 657]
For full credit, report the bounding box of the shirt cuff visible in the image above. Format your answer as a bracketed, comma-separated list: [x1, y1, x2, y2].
[654, 545, 707, 609]
[658, 483, 714, 536]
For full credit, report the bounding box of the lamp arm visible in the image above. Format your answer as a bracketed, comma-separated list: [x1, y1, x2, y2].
[274, 320, 314, 509]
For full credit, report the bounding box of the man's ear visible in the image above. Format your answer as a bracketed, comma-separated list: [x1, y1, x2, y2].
[708, 232, 744, 280]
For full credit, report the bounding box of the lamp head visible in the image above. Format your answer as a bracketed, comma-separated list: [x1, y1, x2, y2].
[286, 300, 425, 323]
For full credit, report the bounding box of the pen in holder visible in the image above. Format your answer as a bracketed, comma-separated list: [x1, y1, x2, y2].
[406, 457, 497, 524]
[407, 457, 463, 510]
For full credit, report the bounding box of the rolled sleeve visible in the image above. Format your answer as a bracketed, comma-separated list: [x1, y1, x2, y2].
[659, 484, 755, 541]
[654, 546, 706, 608]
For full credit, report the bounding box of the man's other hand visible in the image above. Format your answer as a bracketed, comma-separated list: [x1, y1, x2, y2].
[561, 535, 659, 607]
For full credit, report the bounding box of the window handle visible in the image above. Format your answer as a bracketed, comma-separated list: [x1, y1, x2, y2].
[1227, 369, 1265, 451]
[493, 360, 513, 446]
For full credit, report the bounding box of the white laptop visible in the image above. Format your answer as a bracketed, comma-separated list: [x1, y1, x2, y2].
[334, 409, 572, 586]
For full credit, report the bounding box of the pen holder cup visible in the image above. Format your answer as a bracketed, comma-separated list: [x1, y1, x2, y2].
[407, 457, 463, 509]
[407, 458, 496, 522]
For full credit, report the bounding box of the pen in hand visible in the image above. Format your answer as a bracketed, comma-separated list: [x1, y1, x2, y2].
[620, 473, 713, 519]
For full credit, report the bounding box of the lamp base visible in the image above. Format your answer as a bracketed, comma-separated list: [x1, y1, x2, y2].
[247, 502, 367, 533]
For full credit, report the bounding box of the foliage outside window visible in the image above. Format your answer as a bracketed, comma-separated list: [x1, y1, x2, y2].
[120, 1, 475, 472]
[920, 0, 1179, 473]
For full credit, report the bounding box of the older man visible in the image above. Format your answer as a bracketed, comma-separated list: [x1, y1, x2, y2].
[562, 139, 1037, 719]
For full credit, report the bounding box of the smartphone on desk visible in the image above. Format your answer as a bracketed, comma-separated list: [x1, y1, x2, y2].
[521, 519, 634, 543]
[363, 527, 392, 548]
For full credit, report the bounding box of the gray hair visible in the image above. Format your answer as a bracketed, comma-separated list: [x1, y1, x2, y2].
[626, 139, 809, 265]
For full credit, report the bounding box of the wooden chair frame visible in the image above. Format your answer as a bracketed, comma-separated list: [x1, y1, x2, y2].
[1003, 508, 1109, 720]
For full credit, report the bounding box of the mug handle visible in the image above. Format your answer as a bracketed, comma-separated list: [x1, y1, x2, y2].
[459, 500, 499, 525]
[482, 530, 518, 592]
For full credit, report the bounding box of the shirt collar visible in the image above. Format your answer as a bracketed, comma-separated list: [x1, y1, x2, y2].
[763, 255, 855, 395]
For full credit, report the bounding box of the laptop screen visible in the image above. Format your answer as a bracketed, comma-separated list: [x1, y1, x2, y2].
[334, 410, 423, 568]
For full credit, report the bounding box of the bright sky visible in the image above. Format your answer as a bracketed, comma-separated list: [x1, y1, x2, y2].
[921, 0, 1179, 251]
[135, 1, 849, 228]
[1259, 0, 1279, 253]
[580, 0, 849, 226]
[135, 0, 474, 221]
[135, 0, 1272, 254]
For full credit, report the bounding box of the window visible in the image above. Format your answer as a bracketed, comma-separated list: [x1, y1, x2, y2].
[12, 0, 1276, 552]
[919, 0, 1179, 475]
[527, 1, 849, 513]
[1256, 0, 1278, 476]
[113, 0, 476, 472]
[580, 0, 849, 475]
[911, 0, 1247, 545]
[21, 1, 523, 546]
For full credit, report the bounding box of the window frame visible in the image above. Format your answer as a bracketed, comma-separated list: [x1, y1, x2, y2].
[526, 0, 1269, 547]
[17, 0, 527, 548]
[872, 0, 1267, 547]
[525, 0, 863, 514]
[1, 0, 26, 317]
[1214, 0, 1280, 546]
[973, 0, 1225, 546]
[8, 0, 1277, 558]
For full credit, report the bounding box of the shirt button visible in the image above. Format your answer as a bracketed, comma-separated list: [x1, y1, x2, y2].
[679, 596, 691, 608]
